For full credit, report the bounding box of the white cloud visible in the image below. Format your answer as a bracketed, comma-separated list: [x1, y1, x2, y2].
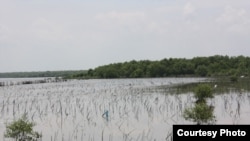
[94, 9, 174, 36]
[30, 18, 72, 41]
[0, 24, 9, 41]
[216, 6, 250, 34]
[95, 11, 146, 28]
[1, 0, 250, 72]
[145, 21, 169, 34]
[217, 6, 247, 23]
[183, 2, 195, 16]
[95, 11, 146, 21]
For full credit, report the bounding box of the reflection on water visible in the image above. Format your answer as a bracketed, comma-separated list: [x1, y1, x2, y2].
[0, 77, 249, 141]
[157, 77, 250, 95]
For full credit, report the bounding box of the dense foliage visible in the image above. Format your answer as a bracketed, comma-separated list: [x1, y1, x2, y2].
[78, 55, 250, 78]
[1, 55, 250, 79]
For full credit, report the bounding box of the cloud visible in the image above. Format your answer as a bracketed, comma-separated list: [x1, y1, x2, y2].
[95, 11, 146, 29]
[1, 0, 250, 72]
[30, 18, 72, 41]
[95, 11, 146, 21]
[0, 24, 9, 41]
[94, 9, 174, 37]
[183, 2, 195, 16]
[216, 6, 250, 34]
[91, 10, 151, 44]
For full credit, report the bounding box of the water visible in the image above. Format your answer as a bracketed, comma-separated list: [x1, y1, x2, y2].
[0, 77, 249, 141]
[0, 77, 60, 86]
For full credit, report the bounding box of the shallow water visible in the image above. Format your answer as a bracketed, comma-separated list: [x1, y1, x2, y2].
[0, 78, 249, 141]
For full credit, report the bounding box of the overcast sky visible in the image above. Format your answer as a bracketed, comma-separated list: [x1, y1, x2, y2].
[0, 0, 250, 72]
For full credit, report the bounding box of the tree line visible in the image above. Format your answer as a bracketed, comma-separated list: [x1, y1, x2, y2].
[0, 70, 87, 78]
[1, 55, 249, 79]
[71, 55, 250, 79]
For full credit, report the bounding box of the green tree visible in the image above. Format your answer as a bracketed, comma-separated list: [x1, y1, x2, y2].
[5, 114, 41, 141]
[183, 102, 215, 125]
[131, 68, 144, 78]
[194, 84, 213, 103]
[195, 65, 208, 77]
[146, 62, 165, 77]
[63, 55, 250, 79]
[183, 84, 215, 124]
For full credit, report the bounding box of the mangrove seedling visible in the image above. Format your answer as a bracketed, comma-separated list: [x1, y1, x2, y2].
[4, 114, 42, 141]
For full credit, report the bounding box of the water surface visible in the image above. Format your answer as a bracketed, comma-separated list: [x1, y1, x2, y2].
[0, 77, 249, 141]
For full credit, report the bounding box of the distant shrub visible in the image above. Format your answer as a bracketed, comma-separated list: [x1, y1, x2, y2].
[183, 102, 215, 125]
[183, 84, 215, 124]
[230, 75, 238, 82]
[194, 84, 213, 102]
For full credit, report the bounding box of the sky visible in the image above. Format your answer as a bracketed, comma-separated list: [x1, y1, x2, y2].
[0, 0, 250, 72]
